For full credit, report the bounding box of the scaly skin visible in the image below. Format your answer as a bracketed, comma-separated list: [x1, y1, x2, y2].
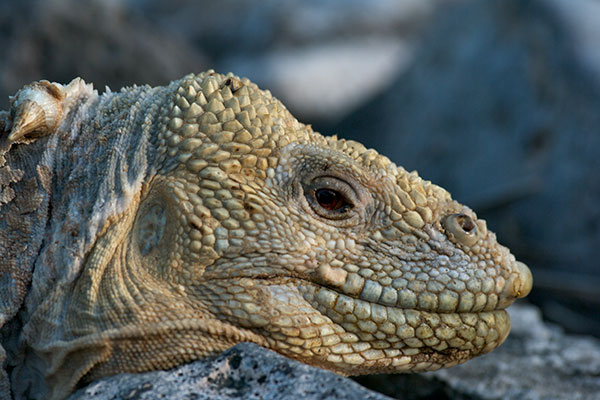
[0, 71, 532, 400]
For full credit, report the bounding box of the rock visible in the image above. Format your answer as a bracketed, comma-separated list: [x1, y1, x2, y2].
[330, 0, 600, 336]
[0, 0, 207, 110]
[68, 343, 391, 400]
[70, 305, 600, 400]
[547, 0, 600, 86]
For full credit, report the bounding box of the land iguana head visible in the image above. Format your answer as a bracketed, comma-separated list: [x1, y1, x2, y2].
[0, 71, 532, 399]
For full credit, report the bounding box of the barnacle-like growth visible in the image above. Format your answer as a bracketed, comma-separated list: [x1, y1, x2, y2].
[7, 79, 92, 143]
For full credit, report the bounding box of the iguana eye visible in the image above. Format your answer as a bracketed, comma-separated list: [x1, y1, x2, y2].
[305, 176, 356, 220]
[315, 188, 350, 212]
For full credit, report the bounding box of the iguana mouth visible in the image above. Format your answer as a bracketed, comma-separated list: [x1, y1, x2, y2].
[210, 264, 515, 361]
[219, 275, 508, 373]
[297, 282, 511, 369]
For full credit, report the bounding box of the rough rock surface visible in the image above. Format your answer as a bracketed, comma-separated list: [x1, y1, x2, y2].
[332, 0, 600, 336]
[70, 304, 600, 400]
[68, 343, 391, 400]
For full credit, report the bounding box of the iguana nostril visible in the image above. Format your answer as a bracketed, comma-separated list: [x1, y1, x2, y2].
[442, 213, 479, 246]
[457, 214, 475, 233]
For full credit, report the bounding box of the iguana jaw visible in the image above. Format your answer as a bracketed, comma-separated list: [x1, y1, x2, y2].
[202, 275, 510, 375]
[300, 282, 511, 373]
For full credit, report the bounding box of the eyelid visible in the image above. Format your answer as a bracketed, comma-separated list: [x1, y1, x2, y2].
[309, 176, 358, 205]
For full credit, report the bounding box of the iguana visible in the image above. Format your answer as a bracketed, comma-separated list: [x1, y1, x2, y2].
[0, 71, 532, 400]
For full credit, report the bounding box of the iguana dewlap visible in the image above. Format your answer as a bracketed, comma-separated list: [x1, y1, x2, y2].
[0, 71, 532, 400]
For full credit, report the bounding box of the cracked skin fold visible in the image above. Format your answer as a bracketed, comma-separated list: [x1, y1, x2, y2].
[0, 71, 533, 400]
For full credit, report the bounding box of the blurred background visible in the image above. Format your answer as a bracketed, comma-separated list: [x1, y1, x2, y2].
[1, 0, 598, 348]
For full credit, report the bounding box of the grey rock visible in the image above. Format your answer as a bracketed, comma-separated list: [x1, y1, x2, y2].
[547, 0, 600, 86]
[331, 0, 600, 336]
[68, 343, 392, 400]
